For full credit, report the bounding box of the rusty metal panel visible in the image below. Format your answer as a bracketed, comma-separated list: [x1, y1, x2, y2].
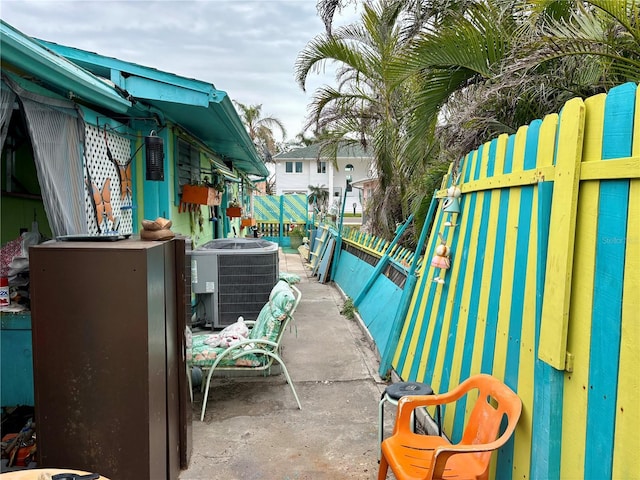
[30, 239, 182, 480]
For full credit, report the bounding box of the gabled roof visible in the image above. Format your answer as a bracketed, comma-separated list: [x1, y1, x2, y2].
[274, 143, 370, 160]
[0, 20, 131, 113]
[38, 40, 268, 178]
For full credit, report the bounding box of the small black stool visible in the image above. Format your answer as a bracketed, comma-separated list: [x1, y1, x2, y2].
[378, 382, 442, 459]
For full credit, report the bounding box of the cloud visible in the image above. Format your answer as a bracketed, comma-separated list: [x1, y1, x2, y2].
[1, 0, 349, 140]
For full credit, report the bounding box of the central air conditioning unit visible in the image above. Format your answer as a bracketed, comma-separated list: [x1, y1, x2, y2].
[191, 238, 279, 329]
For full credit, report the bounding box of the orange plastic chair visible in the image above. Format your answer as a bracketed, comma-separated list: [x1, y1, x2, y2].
[378, 374, 522, 480]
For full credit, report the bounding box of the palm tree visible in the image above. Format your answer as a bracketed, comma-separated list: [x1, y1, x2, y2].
[265, 176, 276, 195]
[389, 1, 517, 165]
[316, 0, 357, 34]
[297, 0, 417, 237]
[530, 0, 640, 82]
[400, 0, 640, 162]
[308, 0, 638, 242]
[308, 184, 330, 215]
[233, 101, 287, 162]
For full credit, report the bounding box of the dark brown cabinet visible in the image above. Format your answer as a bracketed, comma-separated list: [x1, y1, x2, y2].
[30, 238, 191, 480]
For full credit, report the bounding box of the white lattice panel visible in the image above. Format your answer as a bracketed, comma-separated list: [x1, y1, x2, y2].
[83, 125, 133, 235]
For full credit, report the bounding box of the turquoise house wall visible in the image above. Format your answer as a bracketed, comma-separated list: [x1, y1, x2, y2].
[140, 127, 171, 222]
[0, 313, 33, 406]
[168, 128, 220, 247]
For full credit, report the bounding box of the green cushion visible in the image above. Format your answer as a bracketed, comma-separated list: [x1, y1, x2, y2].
[249, 280, 296, 343]
[188, 280, 296, 368]
[189, 334, 264, 367]
[279, 272, 301, 284]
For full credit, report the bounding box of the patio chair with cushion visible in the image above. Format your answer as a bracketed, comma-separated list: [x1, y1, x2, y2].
[187, 278, 302, 421]
[378, 373, 522, 480]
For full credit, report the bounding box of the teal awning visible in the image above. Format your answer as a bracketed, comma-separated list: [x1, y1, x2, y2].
[37, 40, 268, 178]
[210, 157, 238, 181]
[0, 21, 131, 114]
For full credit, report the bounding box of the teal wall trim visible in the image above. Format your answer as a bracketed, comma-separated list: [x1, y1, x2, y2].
[0, 313, 34, 406]
[142, 128, 170, 220]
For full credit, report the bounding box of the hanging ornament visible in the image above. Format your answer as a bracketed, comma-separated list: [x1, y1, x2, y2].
[430, 243, 451, 269]
[431, 233, 452, 284]
[444, 174, 462, 227]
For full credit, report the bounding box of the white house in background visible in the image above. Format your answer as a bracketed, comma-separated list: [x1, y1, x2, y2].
[351, 175, 379, 225]
[273, 144, 372, 214]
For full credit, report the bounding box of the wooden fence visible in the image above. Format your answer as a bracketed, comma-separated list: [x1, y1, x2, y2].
[334, 82, 639, 479]
[252, 194, 308, 244]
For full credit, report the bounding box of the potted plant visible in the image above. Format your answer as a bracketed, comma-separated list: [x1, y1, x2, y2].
[226, 199, 242, 218]
[289, 224, 306, 249]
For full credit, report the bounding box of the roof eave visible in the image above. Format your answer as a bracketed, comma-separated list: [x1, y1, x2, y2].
[0, 21, 131, 113]
[37, 39, 268, 177]
[217, 96, 269, 177]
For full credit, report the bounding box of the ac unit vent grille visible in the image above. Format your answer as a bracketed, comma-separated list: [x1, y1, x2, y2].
[217, 253, 278, 326]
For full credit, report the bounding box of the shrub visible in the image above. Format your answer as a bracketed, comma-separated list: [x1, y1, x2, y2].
[340, 297, 357, 320]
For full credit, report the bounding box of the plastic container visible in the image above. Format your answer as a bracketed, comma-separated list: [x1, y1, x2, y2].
[0, 277, 9, 307]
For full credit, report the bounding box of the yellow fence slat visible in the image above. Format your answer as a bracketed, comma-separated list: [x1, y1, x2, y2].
[395, 206, 444, 378]
[442, 149, 482, 430]
[612, 178, 639, 478]
[514, 188, 538, 480]
[442, 150, 486, 431]
[469, 146, 495, 384]
[580, 156, 640, 180]
[539, 98, 586, 370]
[559, 93, 605, 479]
[493, 158, 519, 380]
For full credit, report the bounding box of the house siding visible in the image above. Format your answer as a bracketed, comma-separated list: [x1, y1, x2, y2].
[274, 152, 370, 214]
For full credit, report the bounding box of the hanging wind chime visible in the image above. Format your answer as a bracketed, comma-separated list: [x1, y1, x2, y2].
[443, 173, 461, 227]
[431, 233, 451, 284]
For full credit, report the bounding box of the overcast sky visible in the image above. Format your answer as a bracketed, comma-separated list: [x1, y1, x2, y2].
[1, 0, 359, 142]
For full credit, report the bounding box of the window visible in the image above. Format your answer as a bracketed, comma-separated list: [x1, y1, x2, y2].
[285, 161, 303, 173]
[345, 163, 354, 172]
[317, 161, 326, 173]
[177, 138, 202, 188]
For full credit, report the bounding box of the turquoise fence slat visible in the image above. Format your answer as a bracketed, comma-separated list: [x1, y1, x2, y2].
[583, 80, 634, 480]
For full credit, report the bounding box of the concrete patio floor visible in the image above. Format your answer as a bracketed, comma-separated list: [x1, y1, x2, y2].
[180, 249, 390, 480]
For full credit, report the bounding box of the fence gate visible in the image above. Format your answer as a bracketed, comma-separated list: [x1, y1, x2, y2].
[253, 194, 308, 244]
